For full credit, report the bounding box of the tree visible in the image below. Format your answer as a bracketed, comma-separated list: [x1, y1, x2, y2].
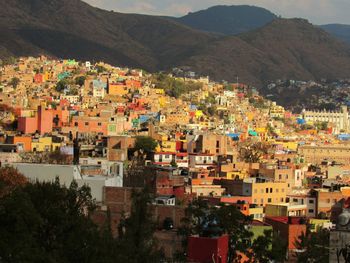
[75, 76, 86, 86]
[246, 229, 287, 263]
[170, 159, 178, 168]
[95, 65, 107, 73]
[238, 141, 270, 163]
[0, 57, 16, 66]
[55, 79, 68, 92]
[0, 179, 108, 262]
[9, 77, 20, 89]
[294, 227, 330, 263]
[152, 73, 202, 99]
[178, 199, 254, 263]
[116, 187, 163, 263]
[0, 167, 27, 198]
[133, 136, 158, 154]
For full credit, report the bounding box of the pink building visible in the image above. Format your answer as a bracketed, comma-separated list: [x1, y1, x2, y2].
[38, 106, 53, 135]
[17, 106, 53, 135]
[18, 116, 37, 134]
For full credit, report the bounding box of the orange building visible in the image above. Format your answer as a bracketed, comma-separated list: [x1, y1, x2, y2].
[125, 79, 142, 88]
[7, 136, 32, 152]
[71, 116, 108, 134]
[108, 82, 129, 96]
[265, 216, 306, 252]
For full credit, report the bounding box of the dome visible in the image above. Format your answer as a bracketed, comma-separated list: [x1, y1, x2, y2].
[338, 210, 350, 227]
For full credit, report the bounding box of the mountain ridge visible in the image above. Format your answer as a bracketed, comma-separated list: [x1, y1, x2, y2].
[173, 5, 278, 35]
[1, 0, 350, 87]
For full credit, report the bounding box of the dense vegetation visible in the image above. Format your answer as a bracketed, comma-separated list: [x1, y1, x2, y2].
[0, 167, 331, 262]
[152, 73, 203, 98]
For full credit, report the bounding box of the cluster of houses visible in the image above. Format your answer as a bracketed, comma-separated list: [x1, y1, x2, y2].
[2, 56, 350, 262]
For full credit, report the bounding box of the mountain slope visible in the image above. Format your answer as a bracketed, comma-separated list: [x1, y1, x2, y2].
[320, 24, 350, 44]
[174, 5, 277, 35]
[0, 0, 214, 70]
[181, 19, 350, 85]
[1, 1, 350, 87]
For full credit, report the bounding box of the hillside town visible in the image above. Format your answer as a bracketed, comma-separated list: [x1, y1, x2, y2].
[2, 56, 350, 262]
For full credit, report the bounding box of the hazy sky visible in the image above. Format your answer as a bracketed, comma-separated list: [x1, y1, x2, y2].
[83, 0, 350, 25]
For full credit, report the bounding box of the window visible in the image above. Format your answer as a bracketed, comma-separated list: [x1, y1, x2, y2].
[281, 198, 284, 202]
[98, 122, 102, 126]
[266, 188, 269, 193]
[309, 199, 314, 204]
[268, 198, 272, 203]
[279, 174, 282, 180]
[254, 199, 257, 203]
[260, 189, 264, 194]
[276, 188, 279, 193]
[74, 122, 78, 127]
[327, 199, 331, 203]
[261, 198, 264, 204]
[165, 155, 170, 159]
[308, 209, 314, 213]
[282, 188, 285, 193]
[85, 122, 89, 126]
[293, 198, 298, 203]
[270, 188, 273, 193]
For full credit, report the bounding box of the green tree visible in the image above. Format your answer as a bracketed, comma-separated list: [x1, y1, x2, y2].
[75, 76, 86, 86]
[178, 199, 254, 262]
[294, 227, 330, 263]
[247, 229, 287, 263]
[152, 73, 202, 99]
[134, 136, 158, 154]
[117, 187, 163, 263]
[9, 77, 20, 89]
[55, 79, 68, 92]
[0, 56, 16, 66]
[0, 179, 107, 262]
[95, 65, 107, 73]
[170, 159, 178, 168]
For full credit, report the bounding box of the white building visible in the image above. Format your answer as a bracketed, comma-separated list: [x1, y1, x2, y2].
[303, 105, 349, 133]
[11, 162, 123, 202]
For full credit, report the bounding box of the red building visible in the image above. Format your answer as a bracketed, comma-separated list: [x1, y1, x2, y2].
[187, 235, 229, 263]
[264, 216, 307, 251]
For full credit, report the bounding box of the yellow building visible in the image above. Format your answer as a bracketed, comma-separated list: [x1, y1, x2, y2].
[164, 112, 190, 126]
[154, 88, 165, 95]
[108, 83, 128, 96]
[31, 137, 61, 152]
[269, 102, 285, 118]
[249, 207, 265, 221]
[247, 179, 288, 207]
[195, 110, 204, 118]
[157, 141, 177, 153]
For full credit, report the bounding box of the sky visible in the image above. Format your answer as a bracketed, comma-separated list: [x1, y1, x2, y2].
[83, 0, 350, 25]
